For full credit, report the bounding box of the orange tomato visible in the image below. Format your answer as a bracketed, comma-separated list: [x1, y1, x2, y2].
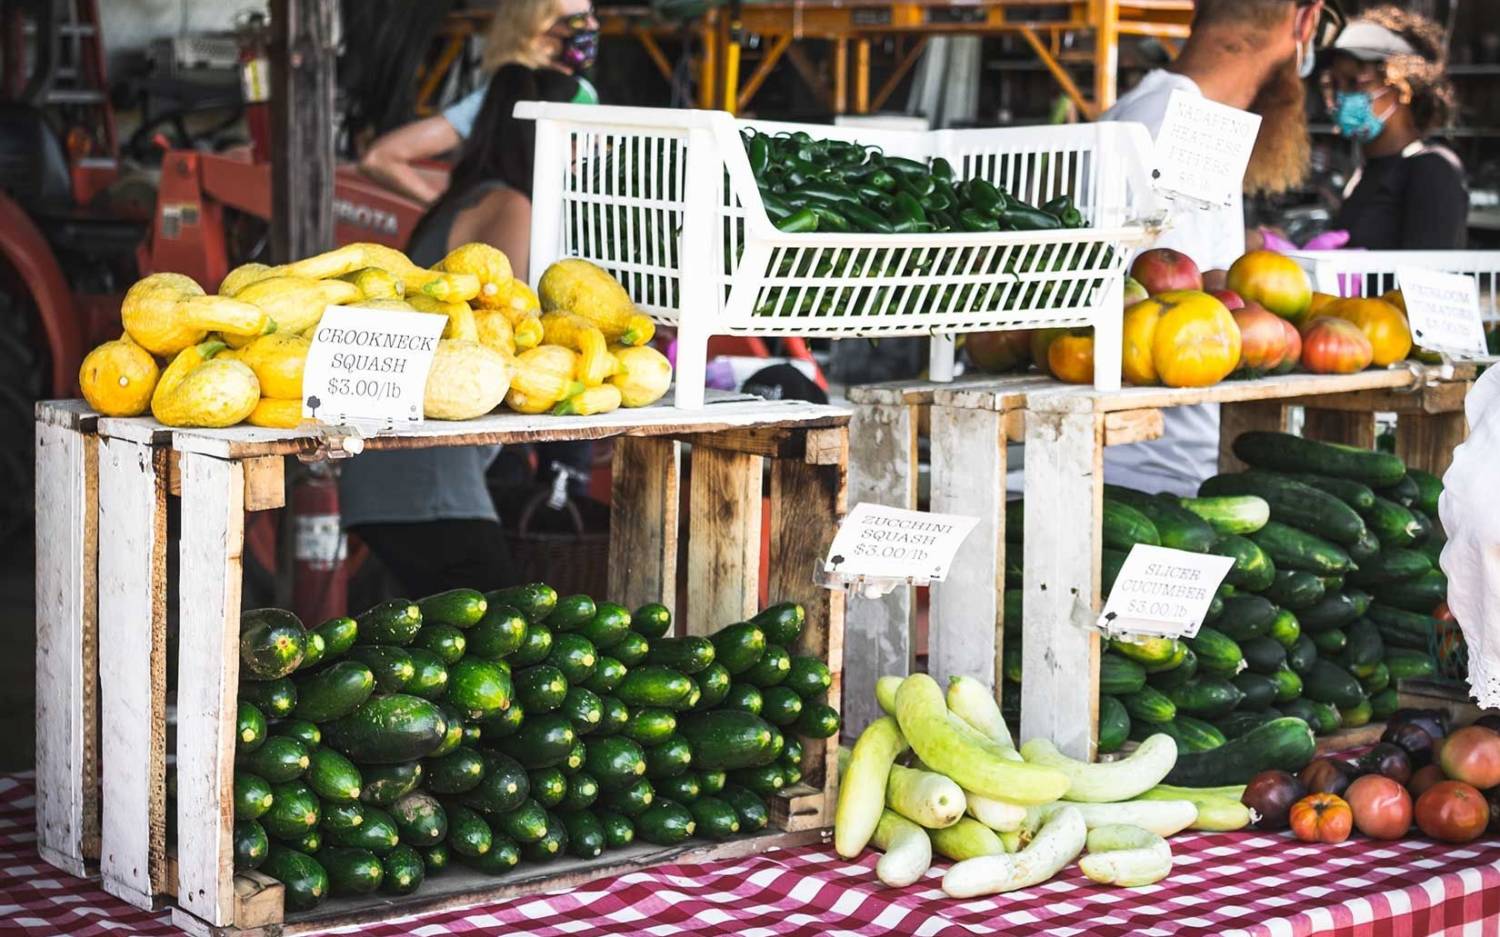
[1121, 290, 1241, 387]
[1227, 250, 1313, 324]
[1048, 330, 1095, 384]
[1307, 291, 1339, 317]
[1322, 297, 1412, 366]
[1300, 316, 1373, 374]
[1289, 792, 1353, 844]
[1233, 303, 1292, 374]
[1031, 328, 1067, 378]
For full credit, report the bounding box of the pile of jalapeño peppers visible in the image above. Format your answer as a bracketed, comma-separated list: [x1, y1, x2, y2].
[743, 129, 1087, 235]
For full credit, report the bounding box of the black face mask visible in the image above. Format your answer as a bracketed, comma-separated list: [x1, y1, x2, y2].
[554, 14, 598, 73]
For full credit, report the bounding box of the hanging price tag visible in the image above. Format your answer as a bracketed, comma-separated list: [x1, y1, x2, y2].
[823, 503, 979, 585]
[1097, 545, 1235, 640]
[302, 305, 446, 425]
[1397, 267, 1489, 358]
[1151, 90, 1262, 208]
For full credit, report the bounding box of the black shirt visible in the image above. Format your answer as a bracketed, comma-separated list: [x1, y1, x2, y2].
[1335, 144, 1469, 250]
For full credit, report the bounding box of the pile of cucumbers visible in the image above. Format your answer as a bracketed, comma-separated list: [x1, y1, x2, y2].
[219, 587, 838, 911]
[1004, 431, 1446, 786]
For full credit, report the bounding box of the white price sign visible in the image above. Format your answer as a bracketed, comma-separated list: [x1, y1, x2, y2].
[823, 503, 979, 584]
[1151, 90, 1262, 208]
[1397, 266, 1488, 358]
[302, 305, 446, 424]
[1097, 545, 1235, 640]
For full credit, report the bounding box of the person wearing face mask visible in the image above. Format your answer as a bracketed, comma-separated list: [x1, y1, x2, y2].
[1092, 0, 1341, 496]
[1326, 8, 1466, 250]
[358, 0, 600, 206]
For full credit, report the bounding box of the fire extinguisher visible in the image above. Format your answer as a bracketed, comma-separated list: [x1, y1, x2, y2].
[291, 460, 349, 624]
[236, 11, 272, 164]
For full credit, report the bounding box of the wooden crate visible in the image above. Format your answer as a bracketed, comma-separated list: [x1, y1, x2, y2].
[999, 367, 1473, 759]
[35, 397, 850, 933]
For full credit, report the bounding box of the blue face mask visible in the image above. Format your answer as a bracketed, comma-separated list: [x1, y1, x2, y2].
[1333, 91, 1389, 143]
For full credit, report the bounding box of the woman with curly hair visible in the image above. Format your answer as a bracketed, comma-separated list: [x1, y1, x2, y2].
[1326, 6, 1467, 249]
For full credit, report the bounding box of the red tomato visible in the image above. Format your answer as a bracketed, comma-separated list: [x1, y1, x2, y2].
[1300, 316, 1373, 374]
[1438, 727, 1500, 789]
[1346, 775, 1413, 840]
[1415, 781, 1490, 844]
[1289, 792, 1353, 844]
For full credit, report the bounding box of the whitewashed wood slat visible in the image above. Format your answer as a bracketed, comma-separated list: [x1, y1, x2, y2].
[841, 402, 917, 738]
[176, 453, 247, 927]
[685, 446, 763, 633]
[97, 436, 168, 908]
[34, 420, 99, 876]
[928, 405, 1006, 700]
[1020, 408, 1102, 760]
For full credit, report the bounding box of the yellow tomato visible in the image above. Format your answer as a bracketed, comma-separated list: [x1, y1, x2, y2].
[1047, 330, 1095, 384]
[1322, 297, 1412, 366]
[1120, 290, 1241, 388]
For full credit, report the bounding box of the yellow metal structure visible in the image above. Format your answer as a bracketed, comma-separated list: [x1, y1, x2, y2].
[419, 1, 1192, 119]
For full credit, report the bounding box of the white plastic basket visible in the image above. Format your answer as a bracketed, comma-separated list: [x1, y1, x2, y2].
[517, 103, 1164, 407]
[1288, 249, 1500, 325]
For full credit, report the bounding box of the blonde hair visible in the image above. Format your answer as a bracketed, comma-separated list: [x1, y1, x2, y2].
[483, 0, 563, 70]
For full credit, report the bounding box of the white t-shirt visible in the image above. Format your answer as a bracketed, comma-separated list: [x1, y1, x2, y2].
[1099, 70, 1247, 495]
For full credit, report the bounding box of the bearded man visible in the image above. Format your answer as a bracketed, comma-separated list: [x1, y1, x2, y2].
[1100, 0, 1343, 495]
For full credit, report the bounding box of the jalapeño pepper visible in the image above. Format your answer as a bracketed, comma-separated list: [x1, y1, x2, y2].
[964, 178, 1005, 216]
[1000, 204, 1063, 231]
[759, 191, 794, 221]
[1041, 195, 1085, 228]
[958, 208, 1001, 232]
[890, 191, 927, 225]
[841, 204, 895, 233]
[748, 135, 770, 178]
[864, 169, 898, 192]
[928, 208, 957, 232]
[791, 182, 860, 205]
[882, 156, 929, 180]
[924, 186, 953, 213]
[807, 205, 851, 232]
[776, 208, 819, 233]
[930, 157, 954, 183]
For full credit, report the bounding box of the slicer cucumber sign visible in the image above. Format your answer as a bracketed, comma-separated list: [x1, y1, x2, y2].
[302, 305, 446, 424]
[1099, 545, 1234, 639]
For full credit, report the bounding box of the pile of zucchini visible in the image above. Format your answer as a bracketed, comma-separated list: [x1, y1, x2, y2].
[216, 588, 838, 911]
[1004, 431, 1446, 786]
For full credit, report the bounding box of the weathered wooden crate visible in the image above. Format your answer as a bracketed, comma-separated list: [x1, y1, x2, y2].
[34, 396, 850, 935]
[1000, 367, 1473, 760]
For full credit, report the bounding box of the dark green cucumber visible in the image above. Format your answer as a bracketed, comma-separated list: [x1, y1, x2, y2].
[1350, 548, 1432, 587]
[583, 656, 628, 695]
[611, 631, 650, 667]
[326, 694, 448, 765]
[560, 810, 606, 859]
[631, 603, 673, 639]
[417, 589, 486, 629]
[510, 622, 554, 667]
[1264, 569, 1326, 610]
[1168, 677, 1244, 719]
[1383, 473, 1421, 507]
[1099, 653, 1147, 696]
[1186, 628, 1243, 678]
[240, 609, 307, 680]
[678, 710, 777, 771]
[1371, 569, 1447, 614]
[545, 633, 598, 684]
[491, 798, 548, 844]
[625, 709, 678, 747]
[318, 801, 365, 834]
[721, 785, 768, 832]
[1232, 672, 1278, 710]
[466, 604, 528, 660]
[306, 748, 362, 804]
[1240, 636, 1287, 675]
[596, 808, 636, 848]
[1213, 709, 1284, 740]
[1268, 609, 1301, 649]
[358, 761, 422, 807]
[497, 713, 577, 769]
[260, 845, 328, 910]
[546, 595, 597, 632]
[1311, 627, 1347, 656]
[1302, 659, 1367, 708]
[1232, 432, 1406, 487]
[487, 583, 558, 626]
[646, 636, 716, 675]
[563, 686, 604, 735]
[1098, 695, 1131, 754]
[445, 804, 495, 856]
[521, 811, 569, 863]
[1338, 619, 1385, 678]
[421, 843, 449, 875]
[689, 796, 741, 840]
[1120, 686, 1176, 724]
[1215, 595, 1278, 642]
[637, 799, 696, 846]
[1296, 591, 1364, 633]
[600, 777, 655, 816]
[1102, 499, 1160, 550]
[234, 771, 274, 820]
[237, 702, 268, 753]
[444, 658, 513, 719]
[1250, 522, 1353, 575]
[1408, 509, 1434, 546]
[234, 819, 269, 870]
[1385, 648, 1437, 680]
[752, 602, 805, 646]
[1289, 473, 1378, 512]
[1166, 717, 1316, 786]
[604, 694, 640, 737]
[656, 772, 702, 804]
[1271, 666, 1303, 702]
[1339, 698, 1374, 729]
[381, 844, 424, 895]
[426, 747, 487, 795]
[1198, 471, 1367, 546]
[1102, 548, 1128, 596]
[646, 736, 694, 779]
[710, 623, 768, 675]
[460, 752, 529, 815]
[528, 767, 568, 808]
[357, 599, 423, 646]
[560, 771, 600, 812]
[1361, 660, 1391, 695]
[348, 646, 415, 694]
[578, 602, 632, 650]
[404, 648, 450, 701]
[731, 763, 787, 798]
[321, 846, 384, 896]
[515, 665, 569, 712]
[1126, 494, 1218, 553]
[475, 700, 524, 740]
[299, 633, 326, 670]
[699, 770, 728, 795]
[1349, 527, 1382, 564]
[262, 780, 320, 841]
[1210, 534, 1277, 592]
[1172, 714, 1229, 752]
[1278, 697, 1320, 726]
[240, 677, 297, 719]
[1370, 687, 1400, 720]
[693, 663, 734, 710]
[617, 665, 695, 710]
[431, 704, 465, 759]
[1407, 469, 1443, 517]
[563, 739, 587, 775]
[744, 644, 792, 687]
[584, 737, 648, 791]
[1361, 497, 1422, 547]
[792, 703, 840, 739]
[1367, 604, 1438, 649]
[412, 624, 467, 665]
[1146, 647, 1199, 692]
[462, 835, 518, 873]
[1287, 634, 1318, 674]
[238, 736, 309, 784]
[314, 616, 358, 660]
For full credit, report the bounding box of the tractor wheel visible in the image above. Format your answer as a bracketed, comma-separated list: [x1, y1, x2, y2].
[0, 286, 46, 547]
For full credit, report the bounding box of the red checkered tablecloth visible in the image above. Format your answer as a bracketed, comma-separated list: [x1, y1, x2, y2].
[4, 772, 1500, 936]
